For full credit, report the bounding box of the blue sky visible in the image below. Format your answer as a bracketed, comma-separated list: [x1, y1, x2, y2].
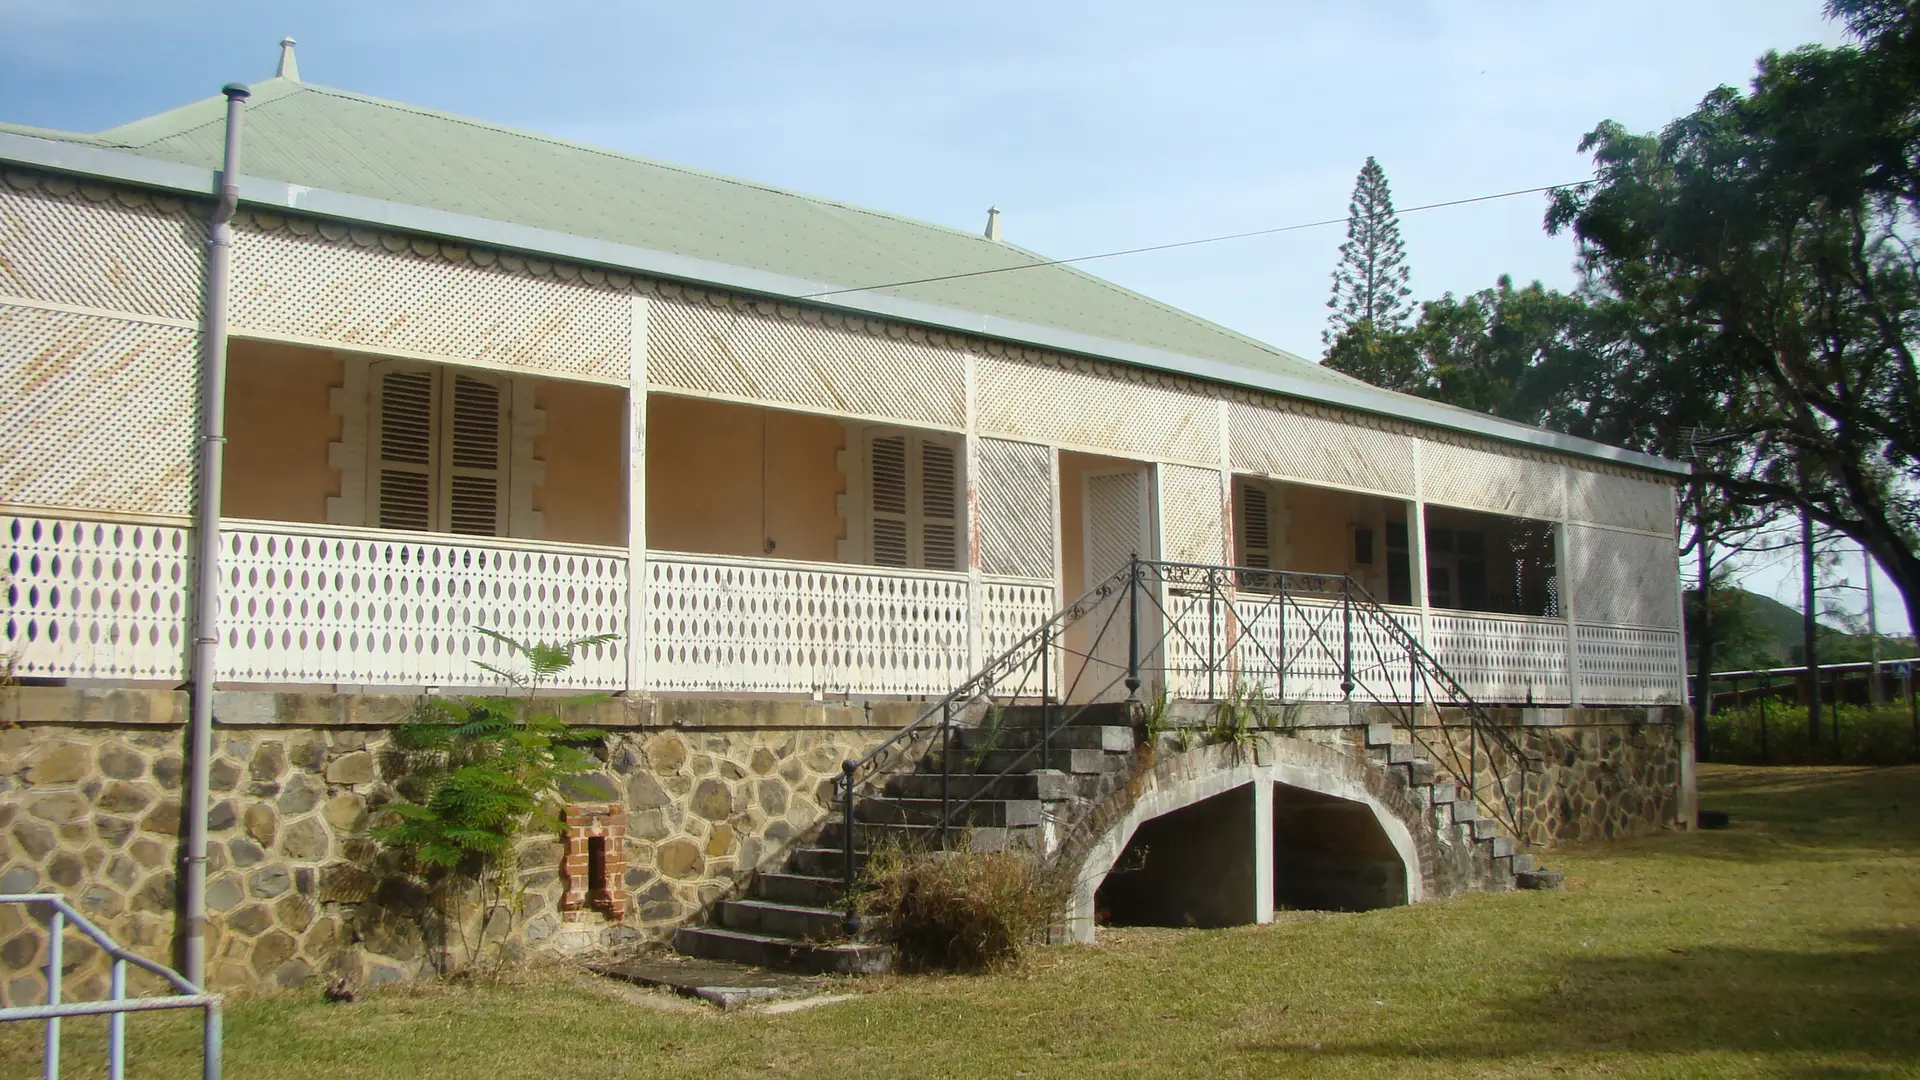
[3, 0, 1899, 633]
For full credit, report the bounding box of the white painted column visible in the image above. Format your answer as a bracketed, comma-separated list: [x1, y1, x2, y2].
[1252, 777, 1275, 925]
[965, 350, 983, 673]
[625, 296, 651, 695]
[1558, 464, 1580, 707]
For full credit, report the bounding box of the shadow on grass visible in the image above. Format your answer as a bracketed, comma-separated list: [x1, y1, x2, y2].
[1240, 927, 1920, 1072]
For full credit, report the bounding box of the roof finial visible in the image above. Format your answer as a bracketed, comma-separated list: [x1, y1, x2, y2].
[984, 206, 1002, 242]
[277, 37, 299, 81]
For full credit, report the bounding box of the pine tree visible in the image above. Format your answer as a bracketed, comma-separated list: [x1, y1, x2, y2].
[1324, 156, 1414, 349]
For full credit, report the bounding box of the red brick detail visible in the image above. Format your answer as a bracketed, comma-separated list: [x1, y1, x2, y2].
[559, 803, 628, 919]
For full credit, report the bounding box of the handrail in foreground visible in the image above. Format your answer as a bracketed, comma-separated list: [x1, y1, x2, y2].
[0, 893, 222, 1080]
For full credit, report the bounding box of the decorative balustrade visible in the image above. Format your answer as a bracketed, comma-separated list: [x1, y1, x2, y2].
[1575, 623, 1686, 705]
[218, 520, 628, 689]
[646, 552, 982, 696]
[1, 512, 190, 681]
[0, 513, 1679, 705]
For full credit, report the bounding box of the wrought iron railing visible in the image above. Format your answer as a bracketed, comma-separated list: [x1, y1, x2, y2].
[0, 893, 222, 1080]
[832, 558, 1530, 931]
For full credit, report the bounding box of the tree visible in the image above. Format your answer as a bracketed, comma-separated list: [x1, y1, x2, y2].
[1546, 17, 1920, 638]
[1323, 156, 1414, 351]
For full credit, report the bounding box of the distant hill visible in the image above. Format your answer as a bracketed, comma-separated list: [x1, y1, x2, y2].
[1695, 587, 1919, 669]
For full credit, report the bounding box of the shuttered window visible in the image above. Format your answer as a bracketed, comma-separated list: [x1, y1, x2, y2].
[1239, 484, 1271, 570]
[863, 428, 964, 571]
[369, 362, 511, 536]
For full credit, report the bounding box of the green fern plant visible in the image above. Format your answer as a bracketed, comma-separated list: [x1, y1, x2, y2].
[373, 629, 613, 974]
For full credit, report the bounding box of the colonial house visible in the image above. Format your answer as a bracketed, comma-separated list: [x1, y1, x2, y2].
[0, 44, 1689, 995]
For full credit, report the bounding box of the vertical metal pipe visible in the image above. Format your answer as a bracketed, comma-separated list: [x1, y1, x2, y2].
[1125, 556, 1141, 701]
[1340, 578, 1355, 698]
[840, 760, 858, 936]
[1206, 574, 1217, 702]
[108, 958, 127, 1080]
[1802, 508, 1821, 756]
[1694, 483, 1713, 759]
[939, 701, 951, 848]
[185, 83, 249, 989]
[1039, 624, 1051, 772]
[45, 907, 63, 1080]
[1759, 673, 1770, 762]
[1276, 575, 1287, 702]
[203, 1001, 223, 1080]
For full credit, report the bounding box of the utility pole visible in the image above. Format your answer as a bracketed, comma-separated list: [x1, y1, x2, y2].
[1864, 542, 1883, 704]
[1693, 481, 1712, 760]
[1802, 508, 1820, 756]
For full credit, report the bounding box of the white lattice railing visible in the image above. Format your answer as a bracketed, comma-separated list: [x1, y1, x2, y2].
[1, 512, 191, 681]
[647, 551, 978, 696]
[219, 520, 629, 689]
[1428, 611, 1571, 704]
[1575, 623, 1685, 705]
[1162, 592, 1424, 702]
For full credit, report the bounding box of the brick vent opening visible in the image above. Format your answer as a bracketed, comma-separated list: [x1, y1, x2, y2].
[561, 804, 627, 920]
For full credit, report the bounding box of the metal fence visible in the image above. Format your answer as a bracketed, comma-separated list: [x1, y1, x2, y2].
[0, 893, 222, 1080]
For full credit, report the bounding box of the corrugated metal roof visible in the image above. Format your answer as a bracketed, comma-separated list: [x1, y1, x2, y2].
[53, 76, 1359, 393]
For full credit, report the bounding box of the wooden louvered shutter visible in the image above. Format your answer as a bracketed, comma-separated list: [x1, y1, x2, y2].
[1239, 484, 1271, 570]
[372, 366, 437, 531]
[869, 433, 910, 567]
[919, 439, 959, 571]
[442, 373, 508, 536]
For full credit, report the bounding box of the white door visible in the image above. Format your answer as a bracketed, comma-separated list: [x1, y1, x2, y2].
[1081, 468, 1155, 701]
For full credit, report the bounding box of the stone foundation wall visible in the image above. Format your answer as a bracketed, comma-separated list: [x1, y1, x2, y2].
[0, 688, 895, 1003]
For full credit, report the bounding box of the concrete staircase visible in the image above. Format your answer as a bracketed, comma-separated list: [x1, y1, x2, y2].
[1359, 722, 1533, 886]
[672, 703, 1138, 973]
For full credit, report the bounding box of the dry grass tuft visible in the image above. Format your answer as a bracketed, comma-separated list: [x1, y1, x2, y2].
[860, 835, 1069, 973]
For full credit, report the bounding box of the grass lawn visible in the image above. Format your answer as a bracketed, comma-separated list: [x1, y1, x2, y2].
[7, 764, 1918, 1079]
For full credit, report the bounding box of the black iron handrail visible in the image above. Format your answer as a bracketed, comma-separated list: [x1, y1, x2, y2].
[834, 557, 1531, 932]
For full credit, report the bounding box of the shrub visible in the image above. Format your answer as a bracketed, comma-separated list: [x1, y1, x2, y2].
[372, 630, 611, 973]
[861, 835, 1069, 973]
[1705, 698, 1920, 766]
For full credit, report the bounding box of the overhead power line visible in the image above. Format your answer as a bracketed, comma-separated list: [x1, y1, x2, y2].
[797, 179, 1596, 301]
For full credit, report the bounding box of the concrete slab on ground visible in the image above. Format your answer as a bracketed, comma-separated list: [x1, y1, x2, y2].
[591, 955, 841, 1010]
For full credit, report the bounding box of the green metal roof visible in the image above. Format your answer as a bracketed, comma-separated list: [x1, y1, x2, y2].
[47, 76, 1354, 393]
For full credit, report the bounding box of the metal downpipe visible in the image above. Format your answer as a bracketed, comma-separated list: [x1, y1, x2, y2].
[184, 83, 248, 988]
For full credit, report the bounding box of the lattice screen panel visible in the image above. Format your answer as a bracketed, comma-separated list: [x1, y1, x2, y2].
[232, 218, 631, 383]
[976, 354, 1218, 465]
[0, 173, 203, 322]
[648, 293, 965, 428]
[219, 523, 628, 689]
[1568, 468, 1677, 535]
[975, 438, 1055, 580]
[0, 305, 199, 516]
[1566, 525, 1681, 628]
[1419, 438, 1564, 521]
[1, 513, 190, 680]
[1229, 401, 1414, 495]
[1159, 463, 1226, 565]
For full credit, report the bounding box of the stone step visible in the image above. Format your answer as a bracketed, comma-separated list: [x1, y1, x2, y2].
[948, 723, 1134, 753]
[1486, 835, 1517, 858]
[883, 769, 1074, 802]
[1511, 853, 1536, 874]
[751, 872, 844, 908]
[923, 746, 1115, 776]
[1377, 743, 1421, 765]
[1471, 817, 1499, 841]
[672, 926, 890, 975]
[1450, 800, 1480, 824]
[784, 846, 866, 879]
[992, 702, 1135, 729]
[1403, 760, 1437, 786]
[817, 818, 1021, 852]
[856, 797, 1044, 829]
[717, 899, 853, 941]
[1364, 722, 1395, 747]
[1429, 782, 1458, 806]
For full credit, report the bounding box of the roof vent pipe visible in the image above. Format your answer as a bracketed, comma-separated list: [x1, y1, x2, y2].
[984, 206, 1001, 242]
[184, 81, 249, 991]
[277, 37, 299, 81]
